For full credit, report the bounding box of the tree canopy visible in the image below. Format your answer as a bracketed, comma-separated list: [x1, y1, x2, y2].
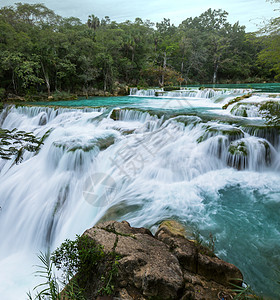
[0, 3, 277, 98]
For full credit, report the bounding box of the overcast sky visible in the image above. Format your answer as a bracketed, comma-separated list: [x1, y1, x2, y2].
[0, 0, 278, 32]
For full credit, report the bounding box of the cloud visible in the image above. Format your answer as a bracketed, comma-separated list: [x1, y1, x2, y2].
[0, 0, 278, 31]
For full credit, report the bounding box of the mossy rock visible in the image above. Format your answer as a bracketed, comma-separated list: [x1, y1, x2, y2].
[163, 86, 179, 92]
[228, 140, 248, 156]
[54, 135, 116, 153]
[197, 124, 244, 143]
[222, 93, 253, 110]
[110, 108, 121, 120]
[155, 91, 165, 97]
[230, 104, 252, 117]
[158, 220, 187, 239]
[227, 138, 272, 169]
[230, 102, 260, 117]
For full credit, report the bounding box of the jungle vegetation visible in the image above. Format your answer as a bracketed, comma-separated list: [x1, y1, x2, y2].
[0, 2, 279, 98]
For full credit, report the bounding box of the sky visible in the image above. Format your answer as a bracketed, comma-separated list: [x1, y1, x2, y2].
[0, 0, 278, 32]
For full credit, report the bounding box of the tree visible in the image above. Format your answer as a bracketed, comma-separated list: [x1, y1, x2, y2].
[257, 1, 280, 80]
[87, 14, 100, 30]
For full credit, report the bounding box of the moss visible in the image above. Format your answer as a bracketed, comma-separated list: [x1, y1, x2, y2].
[158, 220, 187, 238]
[222, 93, 253, 110]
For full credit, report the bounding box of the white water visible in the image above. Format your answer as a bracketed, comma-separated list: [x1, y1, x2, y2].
[0, 94, 280, 298]
[130, 87, 252, 99]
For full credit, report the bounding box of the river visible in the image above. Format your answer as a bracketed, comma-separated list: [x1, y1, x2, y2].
[0, 84, 280, 299]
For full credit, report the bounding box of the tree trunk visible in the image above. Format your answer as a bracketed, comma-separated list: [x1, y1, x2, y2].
[104, 70, 107, 92]
[41, 62, 51, 96]
[12, 71, 17, 94]
[213, 60, 219, 84]
[161, 51, 167, 87]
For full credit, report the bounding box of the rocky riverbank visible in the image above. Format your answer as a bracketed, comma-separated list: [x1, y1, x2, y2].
[79, 220, 243, 299]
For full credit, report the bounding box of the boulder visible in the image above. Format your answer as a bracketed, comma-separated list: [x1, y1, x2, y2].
[85, 221, 183, 299]
[83, 220, 243, 299]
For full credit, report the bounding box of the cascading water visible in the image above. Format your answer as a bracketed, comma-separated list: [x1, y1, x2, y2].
[0, 88, 280, 299]
[130, 87, 253, 99]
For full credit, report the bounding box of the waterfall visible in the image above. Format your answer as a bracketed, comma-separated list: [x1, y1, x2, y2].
[0, 104, 280, 299]
[129, 88, 163, 97]
[130, 87, 253, 99]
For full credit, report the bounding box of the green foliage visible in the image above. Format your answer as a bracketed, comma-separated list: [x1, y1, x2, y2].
[0, 3, 280, 96]
[0, 88, 5, 100]
[28, 251, 60, 300]
[163, 86, 179, 91]
[0, 128, 48, 162]
[0, 3, 276, 97]
[29, 235, 120, 299]
[231, 279, 262, 299]
[51, 235, 105, 285]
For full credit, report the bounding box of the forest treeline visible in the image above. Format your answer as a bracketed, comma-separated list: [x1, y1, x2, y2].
[0, 2, 279, 99]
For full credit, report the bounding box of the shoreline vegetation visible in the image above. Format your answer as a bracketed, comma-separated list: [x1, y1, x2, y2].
[0, 2, 280, 104]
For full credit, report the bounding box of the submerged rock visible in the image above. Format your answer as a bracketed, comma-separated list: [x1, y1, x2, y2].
[82, 220, 243, 299]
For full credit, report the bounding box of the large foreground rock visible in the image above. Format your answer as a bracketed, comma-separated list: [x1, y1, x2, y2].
[84, 220, 243, 300]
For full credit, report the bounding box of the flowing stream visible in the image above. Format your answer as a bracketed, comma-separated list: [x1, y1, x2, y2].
[0, 86, 280, 299]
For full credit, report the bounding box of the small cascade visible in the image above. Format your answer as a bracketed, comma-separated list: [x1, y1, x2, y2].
[0, 105, 105, 130]
[230, 103, 261, 117]
[241, 125, 280, 149]
[226, 137, 273, 170]
[129, 88, 163, 97]
[202, 129, 276, 171]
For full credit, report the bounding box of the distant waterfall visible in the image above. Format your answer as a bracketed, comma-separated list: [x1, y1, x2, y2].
[130, 87, 253, 99]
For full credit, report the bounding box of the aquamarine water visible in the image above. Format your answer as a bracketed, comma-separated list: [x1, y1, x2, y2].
[1, 87, 280, 299]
